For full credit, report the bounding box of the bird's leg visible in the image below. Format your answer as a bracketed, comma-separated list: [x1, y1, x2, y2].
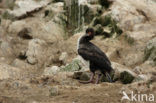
[79, 72, 95, 84]
[106, 72, 112, 83]
[95, 73, 102, 84]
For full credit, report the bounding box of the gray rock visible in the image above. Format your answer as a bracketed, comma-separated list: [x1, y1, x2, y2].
[26, 39, 47, 65]
[49, 86, 59, 96]
[11, 59, 33, 69]
[144, 37, 156, 65]
[44, 66, 60, 76]
[59, 52, 68, 64]
[0, 40, 13, 57]
[112, 62, 136, 84]
[0, 63, 21, 80]
[61, 59, 81, 72]
[120, 71, 135, 84]
[9, 0, 51, 17]
[134, 74, 149, 82]
[73, 71, 90, 81]
[94, 24, 103, 35]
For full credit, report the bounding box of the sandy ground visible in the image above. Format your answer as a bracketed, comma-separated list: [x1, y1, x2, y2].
[0, 76, 155, 103]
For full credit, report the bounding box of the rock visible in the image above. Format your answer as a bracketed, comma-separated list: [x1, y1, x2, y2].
[44, 66, 60, 76]
[112, 62, 136, 84]
[9, 0, 51, 18]
[92, 14, 123, 37]
[88, 0, 99, 4]
[8, 18, 64, 42]
[8, 20, 27, 35]
[1, 10, 15, 21]
[61, 59, 81, 72]
[144, 37, 156, 65]
[18, 50, 27, 60]
[94, 24, 103, 35]
[73, 56, 89, 71]
[0, 40, 13, 57]
[0, 19, 12, 30]
[0, 0, 16, 9]
[122, 53, 144, 67]
[110, 0, 156, 41]
[59, 52, 68, 64]
[99, 0, 113, 8]
[120, 71, 135, 84]
[84, 4, 102, 24]
[49, 86, 59, 96]
[106, 47, 118, 59]
[11, 59, 33, 69]
[0, 63, 21, 80]
[17, 28, 32, 39]
[133, 66, 142, 75]
[26, 39, 47, 65]
[134, 74, 149, 82]
[73, 71, 90, 81]
[53, 0, 64, 2]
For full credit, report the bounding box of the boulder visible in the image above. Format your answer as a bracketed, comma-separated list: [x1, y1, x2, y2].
[92, 14, 123, 37]
[122, 53, 144, 67]
[9, 0, 51, 18]
[94, 24, 103, 35]
[61, 59, 81, 72]
[112, 62, 137, 84]
[26, 39, 47, 65]
[0, 40, 13, 57]
[134, 74, 150, 82]
[144, 37, 156, 65]
[110, 0, 156, 41]
[8, 19, 64, 42]
[0, 63, 21, 80]
[8, 20, 27, 35]
[0, 0, 16, 9]
[73, 71, 90, 81]
[11, 59, 34, 69]
[49, 86, 59, 96]
[73, 62, 137, 84]
[43, 66, 60, 76]
[59, 52, 68, 64]
[17, 28, 32, 39]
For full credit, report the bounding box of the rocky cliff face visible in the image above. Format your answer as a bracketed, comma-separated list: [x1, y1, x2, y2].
[0, 0, 156, 103]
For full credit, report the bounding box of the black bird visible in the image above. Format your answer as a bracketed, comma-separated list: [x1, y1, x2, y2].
[77, 28, 113, 84]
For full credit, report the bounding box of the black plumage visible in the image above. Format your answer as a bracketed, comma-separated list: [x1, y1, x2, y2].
[77, 28, 113, 84]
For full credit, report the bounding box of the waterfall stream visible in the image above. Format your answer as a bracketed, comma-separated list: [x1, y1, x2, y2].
[64, 0, 98, 33]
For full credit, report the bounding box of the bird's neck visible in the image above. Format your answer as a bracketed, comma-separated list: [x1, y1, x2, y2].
[79, 34, 92, 44]
[77, 35, 89, 50]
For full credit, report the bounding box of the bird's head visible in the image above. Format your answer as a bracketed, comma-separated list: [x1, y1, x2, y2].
[86, 28, 95, 40]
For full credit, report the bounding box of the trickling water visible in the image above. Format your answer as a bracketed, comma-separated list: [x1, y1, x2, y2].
[65, 0, 97, 33]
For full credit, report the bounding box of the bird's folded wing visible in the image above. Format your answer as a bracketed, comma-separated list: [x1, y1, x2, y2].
[78, 48, 111, 66]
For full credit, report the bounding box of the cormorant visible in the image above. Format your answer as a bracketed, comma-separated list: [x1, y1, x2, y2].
[77, 28, 113, 84]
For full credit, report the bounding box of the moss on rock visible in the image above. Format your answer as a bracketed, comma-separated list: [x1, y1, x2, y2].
[120, 71, 135, 84]
[61, 59, 81, 72]
[124, 34, 135, 45]
[144, 37, 156, 65]
[94, 24, 103, 35]
[2, 11, 15, 21]
[92, 14, 123, 37]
